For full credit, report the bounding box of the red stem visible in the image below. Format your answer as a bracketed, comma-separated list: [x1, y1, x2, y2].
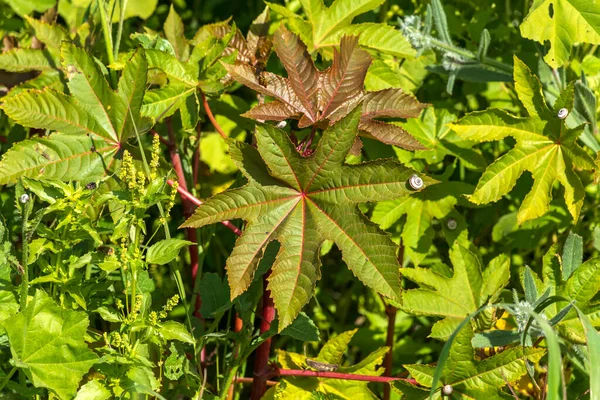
[234, 377, 277, 386]
[165, 122, 201, 317]
[250, 273, 276, 400]
[201, 91, 227, 139]
[383, 304, 397, 400]
[274, 369, 418, 385]
[167, 180, 242, 236]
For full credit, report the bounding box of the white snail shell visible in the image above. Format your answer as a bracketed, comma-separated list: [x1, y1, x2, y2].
[557, 108, 569, 119]
[442, 384, 453, 395]
[408, 174, 424, 190]
[275, 120, 287, 129]
[19, 194, 29, 204]
[447, 218, 457, 230]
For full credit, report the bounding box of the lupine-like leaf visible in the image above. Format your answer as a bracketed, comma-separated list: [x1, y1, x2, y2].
[264, 329, 387, 399]
[371, 181, 471, 266]
[449, 56, 595, 224]
[0, 44, 148, 183]
[521, 0, 600, 68]
[401, 242, 510, 340]
[182, 109, 437, 329]
[227, 27, 428, 149]
[399, 324, 545, 399]
[267, 0, 414, 58]
[1, 290, 97, 399]
[524, 245, 600, 343]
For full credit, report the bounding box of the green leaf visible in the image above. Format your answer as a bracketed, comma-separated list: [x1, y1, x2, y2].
[449, 56, 595, 223]
[182, 109, 437, 329]
[0, 134, 117, 185]
[562, 231, 583, 280]
[198, 273, 232, 317]
[269, 0, 414, 59]
[525, 245, 600, 342]
[401, 242, 510, 340]
[372, 181, 471, 266]
[74, 380, 112, 400]
[164, 5, 189, 61]
[575, 308, 600, 400]
[404, 324, 545, 398]
[399, 108, 486, 170]
[521, 0, 600, 68]
[0, 44, 149, 183]
[158, 321, 194, 344]
[0, 49, 59, 72]
[280, 312, 320, 342]
[1, 290, 97, 399]
[4, 0, 54, 16]
[272, 329, 386, 399]
[146, 239, 193, 265]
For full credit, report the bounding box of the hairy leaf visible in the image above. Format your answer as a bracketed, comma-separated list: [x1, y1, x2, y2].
[449, 57, 595, 223]
[182, 109, 437, 329]
[401, 242, 510, 340]
[228, 27, 427, 149]
[521, 0, 600, 68]
[1, 290, 97, 399]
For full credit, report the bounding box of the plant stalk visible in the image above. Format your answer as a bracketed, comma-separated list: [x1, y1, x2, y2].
[250, 273, 276, 400]
[201, 91, 227, 139]
[383, 304, 397, 400]
[275, 369, 419, 384]
[428, 36, 513, 74]
[0, 367, 17, 392]
[97, 0, 115, 66]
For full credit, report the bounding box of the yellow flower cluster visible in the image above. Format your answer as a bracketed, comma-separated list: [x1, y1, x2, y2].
[125, 294, 143, 323]
[150, 134, 160, 180]
[149, 294, 180, 326]
[160, 181, 178, 225]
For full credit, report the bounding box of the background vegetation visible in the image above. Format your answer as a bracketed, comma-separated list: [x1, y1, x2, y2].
[0, 0, 599, 399]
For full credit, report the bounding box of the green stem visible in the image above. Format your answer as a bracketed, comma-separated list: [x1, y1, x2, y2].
[428, 36, 514, 74]
[0, 367, 17, 392]
[97, 0, 115, 66]
[19, 200, 31, 311]
[113, 0, 128, 60]
[219, 363, 240, 400]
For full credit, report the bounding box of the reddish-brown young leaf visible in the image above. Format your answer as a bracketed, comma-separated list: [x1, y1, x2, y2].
[228, 27, 428, 150]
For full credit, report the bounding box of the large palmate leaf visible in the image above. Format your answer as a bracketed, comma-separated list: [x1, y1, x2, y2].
[401, 242, 510, 340]
[394, 108, 486, 170]
[449, 57, 595, 224]
[267, 0, 415, 58]
[264, 329, 387, 399]
[0, 14, 67, 97]
[1, 290, 98, 399]
[523, 245, 600, 343]
[0, 43, 148, 184]
[521, 0, 600, 68]
[226, 27, 428, 149]
[398, 325, 545, 399]
[141, 10, 235, 130]
[182, 109, 437, 329]
[371, 181, 471, 266]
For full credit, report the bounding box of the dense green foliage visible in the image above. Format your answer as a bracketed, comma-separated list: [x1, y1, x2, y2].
[0, 0, 600, 399]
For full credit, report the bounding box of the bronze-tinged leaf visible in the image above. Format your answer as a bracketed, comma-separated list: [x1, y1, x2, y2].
[247, 7, 272, 65]
[359, 120, 426, 150]
[274, 26, 319, 122]
[320, 36, 372, 119]
[242, 100, 299, 121]
[224, 64, 302, 112]
[361, 89, 429, 120]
